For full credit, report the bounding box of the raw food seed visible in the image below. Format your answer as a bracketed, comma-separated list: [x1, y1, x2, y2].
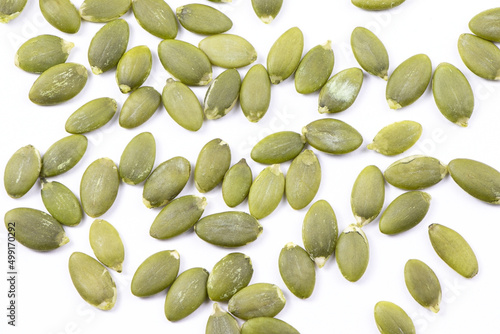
[131, 250, 180, 297]
[162, 78, 204, 131]
[294, 41, 335, 94]
[65, 97, 118, 134]
[285, 149, 321, 210]
[89, 219, 124, 272]
[119, 132, 156, 185]
[251, 131, 305, 164]
[194, 138, 231, 193]
[267, 26, 304, 84]
[318, 67, 364, 113]
[240, 64, 271, 122]
[0, 0, 27, 22]
[176, 4, 232, 35]
[222, 159, 253, 208]
[41, 134, 88, 178]
[15, 34, 74, 73]
[4, 145, 41, 198]
[248, 164, 285, 219]
[132, 0, 177, 39]
[469, 7, 500, 42]
[79, 0, 131, 22]
[206, 303, 240, 334]
[251, 0, 283, 23]
[204, 69, 241, 120]
[384, 155, 448, 190]
[367, 120, 422, 156]
[458, 33, 500, 80]
[119, 86, 161, 128]
[379, 191, 431, 235]
[41, 180, 82, 226]
[199, 34, 257, 69]
[241, 317, 300, 334]
[374, 301, 415, 334]
[207, 252, 253, 301]
[336, 224, 369, 282]
[302, 118, 363, 155]
[350, 165, 385, 226]
[404, 259, 442, 313]
[39, 0, 80, 33]
[228, 283, 286, 320]
[351, 26, 389, 80]
[352, 0, 406, 11]
[116, 45, 152, 94]
[278, 242, 316, 299]
[88, 19, 129, 75]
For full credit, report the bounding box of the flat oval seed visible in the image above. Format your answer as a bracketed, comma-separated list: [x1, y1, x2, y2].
[367, 121, 422, 156]
[142, 156, 191, 208]
[116, 45, 152, 94]
[222, 159, 253, 208]
[158, 39, 213, 86]
[164, 267, 209, 321]
[39, 0, 80, 33]
[132, 0, 177, 39]
[286, 150, 321, 210]
[384, 155, 448, 190]
[302, 200, 338, 268]
[251, 0, 282, 23]
[302, 118, 363, 155]
[204, 69, 241, 120]
[248, 164, 285, 219]
[131, 250, 180, 297]
[79, 0, 130, 22]
[228, 283, 285, 320]
[4, 208, 69, 251]
[404, 259, 441, 313]
[351, 27, 389, 80]
[267, 27, 304, 84]
[0, 0, 27, 22]
[68, 252, 116, 310]
[194, 138, 231, 193]
[176, 4, 232, 35]
[379, 191, 431, 235]
[88, 19, 129, 75]
[318, 67, 364, 113]
[251, 131, 305, 165]
[150, 195, 207, 239]
[41, 180, 82, 226]
[65, 97, 118, 134]
[469, 7, 500, 42]
[119, 132, 156, 185]
[432, 63, 474, 127]
[4, 145, 41, 198]
[207, 252, 253, 301]
[242, 317, 299, 334]
[162, 79, 204, 131]
[374, 301, 415, 334]
[119, 86, 160, 128]
[80, 158, 120, 218]
[199, 34, 257, 69]
[29, 63, 88, 106]
[89, 219, 124, 272]
[428, 224, 478, 278]
[206, 303, 240, 334]
[458, 33, 500, 80]
[336, 225, 369, 282]
[15, 34, 74, 73]
[279, 243, 315, 299]
[352, 0, 406, 11]
[351, 165, 385, 226]
[295, 41, 334, 94]
[41, 134, 87, 178]
[240, 64, 271, 122]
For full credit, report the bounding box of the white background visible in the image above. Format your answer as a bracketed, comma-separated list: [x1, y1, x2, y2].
[2, 0, 500, 333]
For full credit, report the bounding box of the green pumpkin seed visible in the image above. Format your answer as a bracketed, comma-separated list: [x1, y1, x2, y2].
[302, 200, 338, 268]
[379, 191, 431, 235]
[65, 97, 118, 134]
[68, 252, 116, 310]
[251, 131, 305, 165]
[458, 33, 500, 80]
[29, 63, 88, 105]
[39, 0, 80, 33]
[295, 41, 335, 94]
[267, 27, 304, 84]
[89, 219, 124, 272]
[119, 86, 160, 128]
[131, 250, 180, 297]
[199, 34, 257, 69]
[279, 243, 315, 299]
[351, 165, 385, 226]
[204, 69, 241, 120]
[15, 35, 74, 73]
[4, 145, 41, 198]
[116, 45, 152, 94]
[41, 180, 82, 226]
[119, 132, 156, 185]
[176, 4, 232, 35]
[80, 158, 120, 218]
[206, 303, 240, 334]
[228, 283, 286, 320]
[4, 208, 69, 251]
[428, 224, 478, 278]
[318, 67, 363, 113]
[241, 317, 299, 334]
[240, 64, 271, 122]
[367, 121, 422, 156]
[79, 0, 131, 22]
[0, 0, 27, 23]
[41, 134, 87, 178]
[251, 0, 282, 23]
[132, 0, 177, 39]
[194, 138, 231, 193]
[158, 39, 213, 86]
[142, 156, 191, 208]
[384, 155, 448, 190]
[286, 150, 321, 210]
[352, 0, 406, 11]
[208, 0, 231, 2]
[469, 7, 500, 42]
[351, 27, 389, 80]
[207, 252, 253, 301]
[162, 79, 204, 131]
[164, 267, 209, 321]
[432, 63, 474, 127]
[336, 225, 369, 282]
[374, 301, 415, 334]
[404, 259, 441, 313]
[248, 164, 285, 219]
[222, 159, 253, 208]
[195, 211, 263, 247]
[88, 19, 129, 75]
[302, 118, 363, 155]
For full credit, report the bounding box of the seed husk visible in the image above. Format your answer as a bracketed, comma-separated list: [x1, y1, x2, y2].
[384, 155, 448, 190]
[65, 97, 118, 134]
[89, 219, 124, 272]
[351, 165, 385, 226]
[194, 138, 231, 193]
[251, 0, 282, 23]
[4, 145, 41, 198]
[279, 243, 316, 299]
[162, 78, 204, 131]
[351, 27, 389, 80]
[206, 303, 240, 334]
[29, 62, 88, 106]
[0, 0, 27, 23]
[228, 283, 285, 320]
[222, 159, 253, 208]
[116, 45, 152, 94]
[240, 64, 271, 122]
[79, 0, 131, 22]
[458, 33, 500, 80]
[119, 86, 161, 128]
[248, 164, 285, 219]
[41, 180, 82, 226]
[432, 63, 474, 127]
[142, 156, 191, 208]
[374, 301, 415, 334]
[80, 158, 120, 218]
[158, 39, 213, 86]
[251, 131, 305, 165]
[176, 4, 232, 35]
[352, 0, 406, 11]
[132, 0, 177, 39]
[404, 259, 442, 313]
[302, 118, 363, 155]
[4, 208, 69, 251]
[88, 19, 129, 75]
[241, 317, 299, 334]
[39, 0, 80, 33]
[207, 252, 253, 301]
[204, 69, 241, 120]
[367, 121, 422, 156]
[119, 132, 156, 185]
[295, 41, 335, 94]
[379, 191, 431, 235]
[318, 67, 364, 113]
[336, 224, 369, 282]
[199, 34, 257, 69]
[267, 27, 304, 84]
[131, 250, 180, 297]
[41, 134, 87, 178]
[164, 267, 209, 321]
[469, 7, 500, 43]
[15, 34, 74, 73]
[286, 150, 321, 210]
[428, 223, 478, 278]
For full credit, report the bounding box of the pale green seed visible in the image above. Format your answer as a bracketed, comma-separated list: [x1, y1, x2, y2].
[222, 159, 253, 208]
[4, 208, 69, 251]
[295, 41, 334, 94]
[302, 118, 363, 155]
[194, 138, 231, 193]
[199, 34, 257, 69]
[41, 180, 82, 226]
[240, 64, 271, 122]
[116, 45, 152, 94]
[88, 19, 129, 75]
[65, 97, 118, 134]
[251, 0, 282, 23]
[131, 250, 180, 297]
[176, 4, 232, 35]
[39, 0, 80, 33]
[41, 134, 87, 178]
[267, 27, 304, 84]
[89, 219, 124, 272]
[351, 165, 385, 226]
[119, 132, 156, 185]
[286, 150, 321, 210]
[0, 0, 27, 23]
[162, 79, 204, 131]
[241, 317, 299, 334]
[204, 69, 241, 120]
[248, 164, 285, 219]
[318, 67, 363, 113]
[206, 303, 241, 334]
[15, 34, 74, 73]
[80, 0, 131, 22]
[251, 131, 305, 164]
[228, 283, 286, 320]
[404, 259, 442, 313]
[379, 191, 431, 235]
[119, 86, 161, 128]
[374, 301, 415, 334]
[336, 225, 369, 282]
[351, 27, 389, 80]
[207, 252, 253, 301]
[4, 145, 41, 198]
[132, 0, 177, 39]
[469, 7, 500, 42]
[367, 121, 422, 156]
[458, 33, 500, 80]
[279, 242, 315, 299]
[68, 252, 116, 310]
[352, 0, 406, 11]
[384, 155, 448, 190]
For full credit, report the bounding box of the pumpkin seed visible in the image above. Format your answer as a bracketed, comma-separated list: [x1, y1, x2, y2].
[379, 191, 431, 235]
[88, 19, 129, 75]
[458, 33, 500, 80]
[194, 138, 231, 193]
[279, 243, 316, 299]
[351, 165, 385, 226]
[15, 34, 74, 73]
[162, 79, 204, 131]
[404, 259, 441, 313]
[176, 4, 232, 35]
[251, 0, 282, 23]
[374, 301, 415, 334]
[228, 283, 285, 320]
[295, 41, 335, 94]
[199, 34, 257, 69]
[240, 64, 271, 122]
[39, 0, 80, 33]
[119, 86, 160, 128]
[336, 224, 369, 282]
[251, 131, 305, 165]
[4, 145, 41, 198]
[367, 120, 422, 156]
[132, 0, 177, 39]
[241, 317, 299, 334]
[41, 134, 87, 178]
[79, 0, 131, 22]
[89, 219, 124, 272]
[119, 132, 156, 185]
[222, 159, 253, 208]
[302, 118, 363, 155]
[267, 27, 304, 84]
[286, 150, 321, 210]
[65, 97, 117, 134]
[384, 155, 448, 190]
[207, 252, 253, 301]
[352, 0, 406, 11]
[248, 164, 285, 219]
[206, 303, 240, 334]
[116, 45, 152, 94]
[131, 250, 180, 297]
[318, 67, 364, 113]
[351, 27, 389, 80]
[204, 69, 241, 120]
[41, 180, 82, 226]
[469, 7, 500, 42]
[0, 0, 27, 22]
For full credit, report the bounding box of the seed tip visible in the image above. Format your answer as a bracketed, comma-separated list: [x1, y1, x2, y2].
[387, 99, 402, 110]
[259, 15, 275, 24]
[91, 66, 103, 75]
[315, 257, 327, 268]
